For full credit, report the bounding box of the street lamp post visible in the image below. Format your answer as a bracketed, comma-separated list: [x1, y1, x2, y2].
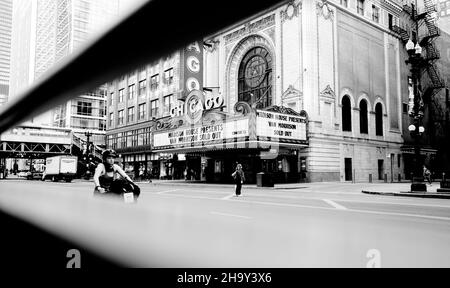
[405, 39, 427, 192]
[84, 131, 93, 179]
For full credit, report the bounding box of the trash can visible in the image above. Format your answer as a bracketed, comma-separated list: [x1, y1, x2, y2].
[257, 172, 274, 187]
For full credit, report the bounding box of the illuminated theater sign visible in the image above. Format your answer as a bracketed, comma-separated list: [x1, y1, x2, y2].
[152, 94, 308, 151]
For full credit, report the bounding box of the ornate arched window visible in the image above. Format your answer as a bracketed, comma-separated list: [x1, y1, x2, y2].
[359, 99, 368, 134]
[238, 46, 273, 108]
[375, 103, 383, 136]
[342, 95, 352, 132]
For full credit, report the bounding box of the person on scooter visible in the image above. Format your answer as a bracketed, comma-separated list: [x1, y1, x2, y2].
[93, 149, 140, 199]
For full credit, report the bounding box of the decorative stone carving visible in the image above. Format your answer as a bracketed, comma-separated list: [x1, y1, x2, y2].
[320, 85, 336, 100]
[234, 101, 252, 115]
[316, 0, 334, 21]
[280, 0, 302, 23]
[203, 39, 220, 53]
[282, 85, 302, 99]
[263, 105, 304, 116]
[224, 14, 275, 44]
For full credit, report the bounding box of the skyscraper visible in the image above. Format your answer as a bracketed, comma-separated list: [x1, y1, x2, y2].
[10, 0, 119, 145]
[0, 0, 12, 106]
[437, 0, 450, 34]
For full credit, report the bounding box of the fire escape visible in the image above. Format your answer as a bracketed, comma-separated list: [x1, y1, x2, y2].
[392, 0, 446, 144]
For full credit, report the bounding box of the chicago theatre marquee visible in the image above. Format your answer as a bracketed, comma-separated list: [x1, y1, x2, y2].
[108, 0, 406, 183]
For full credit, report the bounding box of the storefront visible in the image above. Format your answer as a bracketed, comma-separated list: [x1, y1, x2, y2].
[151, 90, 309, 183]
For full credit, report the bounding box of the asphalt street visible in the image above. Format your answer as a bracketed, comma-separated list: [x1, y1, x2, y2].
[0, 179, 449, 267]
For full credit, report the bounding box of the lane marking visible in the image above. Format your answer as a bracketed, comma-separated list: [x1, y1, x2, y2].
[153, 192, 450, 222]
[221, 194, 235, 200]
[327, 198, 450, 209]
[210, 211, 251, 219]
[323, 199, 347, 210]
[156, 189, 181, 194]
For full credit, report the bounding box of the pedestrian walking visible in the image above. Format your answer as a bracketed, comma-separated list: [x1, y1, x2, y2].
[231, 163, 245, 197]
[423, 165, 432, 185]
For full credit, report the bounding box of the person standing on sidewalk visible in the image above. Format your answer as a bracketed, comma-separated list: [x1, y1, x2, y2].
[232, 163, 245, 197]
[423, 165, 432, 185]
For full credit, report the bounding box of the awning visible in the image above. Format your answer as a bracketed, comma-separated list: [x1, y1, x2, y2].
[400, 146, 437, 156]
[152, 140, 307, 155]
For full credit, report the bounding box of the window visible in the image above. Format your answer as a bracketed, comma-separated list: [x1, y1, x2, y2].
[109, 113, 114, 127]
[128, 84, 135, 100]
[357, 0, 365, 16]
[342, 96, 352, 132]
[345, 158, 352, 181]
[402, 103, 408, 114]
[340, 0, 348, 8]
[138, 103, 146, 120]
[238, 46, 273, 109]
[76, 101, 92, 116]
[359, 100, 368, 134]
[138, 80, 146, 96]
[151, 74, 160, 90]
[109, 92, 114, 106]
[378, 159, 384, 180]
[164, 68, 174, 85]
[151, 99, 159, 117]
[119, 89, 124, 102]
[99, 120, 106, 131]
[163, 95, 174, 115]
[375, 103, 383, 136]
[372, 5, 379, 23]
[127, 107, 135, 123]
[388, 14, 393, 30]
[118, 110, 124, 125]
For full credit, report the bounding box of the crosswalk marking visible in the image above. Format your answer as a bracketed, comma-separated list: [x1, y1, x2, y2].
[323, 199, 347, 210]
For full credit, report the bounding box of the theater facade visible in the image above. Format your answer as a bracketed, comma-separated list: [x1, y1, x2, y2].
[107, 0, 409, 183]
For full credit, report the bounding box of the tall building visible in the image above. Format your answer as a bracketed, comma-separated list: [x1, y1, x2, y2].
[0, 0, 12, 106]
[9, 0, 119, 145]
[107, 0, 418, 183]
[437, 0, 450, 33]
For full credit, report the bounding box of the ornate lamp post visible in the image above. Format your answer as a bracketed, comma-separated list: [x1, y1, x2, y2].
[405, 39, 426, 192]
[83, 130, 93, 179]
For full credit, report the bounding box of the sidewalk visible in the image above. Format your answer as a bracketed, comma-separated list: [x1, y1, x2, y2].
[148, 179, 307, 190]
[361, 182, 450, 199]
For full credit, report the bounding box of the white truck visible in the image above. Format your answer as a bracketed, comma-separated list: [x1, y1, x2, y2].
[42, 155, 78, 182]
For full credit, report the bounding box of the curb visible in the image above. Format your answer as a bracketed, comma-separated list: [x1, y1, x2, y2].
[362, 190, 450, 199]
[150, 181, 307, 190]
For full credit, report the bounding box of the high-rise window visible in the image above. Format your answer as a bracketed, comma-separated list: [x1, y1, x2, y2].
[340, 0, 348, 8]
[151, 99, 159, 117]
[138, 103, 146, 120]
[76, 101, 92, 116]
[163, 94, 174, 115]
[372, 5, 379, 23]
[109, 113, 114, 127]
[164, 68, 174, 85]
[118, 110, 124, 125]
[342, 96, 352, 132]
[138, 80, 146, 96]
[357, 0, 365, 16]
[128, 84, 135, 100]
[119, 89, 124, 102]
[127, 107, 135, 122]
[109, 92, 114, 106]
[151, 74, 160, 90]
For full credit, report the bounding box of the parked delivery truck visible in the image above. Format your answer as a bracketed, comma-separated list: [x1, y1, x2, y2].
[42, 155, 78, 182]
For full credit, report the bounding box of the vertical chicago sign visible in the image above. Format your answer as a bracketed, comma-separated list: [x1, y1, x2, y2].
[182, 41, 203, 97]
